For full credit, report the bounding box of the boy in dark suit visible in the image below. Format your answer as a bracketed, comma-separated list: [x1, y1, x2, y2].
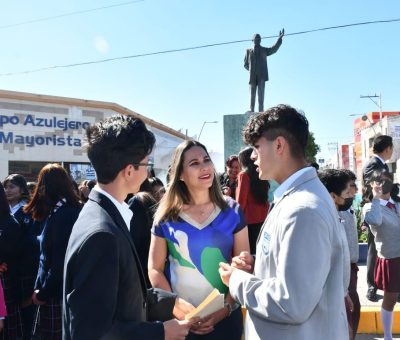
[63, 115, 193, 340]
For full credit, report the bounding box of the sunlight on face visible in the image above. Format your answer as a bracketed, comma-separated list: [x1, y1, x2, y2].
[181, 146, 215, 190]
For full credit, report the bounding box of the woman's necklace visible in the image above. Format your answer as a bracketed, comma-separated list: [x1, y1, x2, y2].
[184, 202, 215, 221]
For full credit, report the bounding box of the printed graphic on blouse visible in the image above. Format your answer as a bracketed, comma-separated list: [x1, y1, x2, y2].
[152, 198, 246, 306]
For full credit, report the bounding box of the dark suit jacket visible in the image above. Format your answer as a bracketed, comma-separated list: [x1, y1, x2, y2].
[13, 208, 40, 268]
[128, 195, 155, 288]
[13, 206, 40, 300]
[362, 156, 389, 185]
[35, 203, 81, 301]
[0, 213, 21, 301]
[244, 38, 282, 84]
[63, 190, 166, 340]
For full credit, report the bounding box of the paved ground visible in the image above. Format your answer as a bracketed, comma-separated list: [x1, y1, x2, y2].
[357, 263, 397, 338]
[357, 263, 384, 307]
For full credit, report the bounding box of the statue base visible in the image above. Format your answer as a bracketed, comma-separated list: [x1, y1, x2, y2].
[223, 112, 254, 161]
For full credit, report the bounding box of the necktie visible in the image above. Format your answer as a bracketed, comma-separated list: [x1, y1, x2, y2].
[384, 163, 390, 172]
[386, 202, 396, 211]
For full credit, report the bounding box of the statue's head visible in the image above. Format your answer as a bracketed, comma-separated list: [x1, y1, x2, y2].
[253, 34, 261, 46]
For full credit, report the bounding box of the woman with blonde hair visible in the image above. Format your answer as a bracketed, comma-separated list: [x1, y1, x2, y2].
[149, 140, 249, 339]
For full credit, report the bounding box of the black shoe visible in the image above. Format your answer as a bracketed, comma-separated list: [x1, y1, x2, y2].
[366, 287, 378, 302]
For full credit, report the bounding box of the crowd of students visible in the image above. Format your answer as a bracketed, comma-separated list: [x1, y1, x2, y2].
[0, 106, 399, 340]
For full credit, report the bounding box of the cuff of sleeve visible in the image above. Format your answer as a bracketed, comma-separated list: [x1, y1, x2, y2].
[229, 268, 254, 305]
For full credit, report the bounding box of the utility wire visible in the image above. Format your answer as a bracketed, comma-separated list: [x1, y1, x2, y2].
[1, 17, 399, 77]
[0, 0, 144, 30]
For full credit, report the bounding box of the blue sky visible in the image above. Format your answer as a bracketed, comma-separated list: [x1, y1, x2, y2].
[0, 0, 399, 169]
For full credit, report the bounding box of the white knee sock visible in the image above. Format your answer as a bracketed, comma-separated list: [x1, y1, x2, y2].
[381, 307, 393, 340]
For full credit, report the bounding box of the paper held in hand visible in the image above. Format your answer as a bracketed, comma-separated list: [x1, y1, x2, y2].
[185, 288, 224, 320]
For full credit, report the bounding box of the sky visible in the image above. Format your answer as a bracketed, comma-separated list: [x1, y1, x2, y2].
[0, 0, 399, 171]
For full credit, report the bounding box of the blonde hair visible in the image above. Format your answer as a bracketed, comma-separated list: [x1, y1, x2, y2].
[154, 140, 227, 225]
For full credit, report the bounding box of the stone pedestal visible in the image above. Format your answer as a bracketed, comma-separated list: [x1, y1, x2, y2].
[223, 112, 254, 160]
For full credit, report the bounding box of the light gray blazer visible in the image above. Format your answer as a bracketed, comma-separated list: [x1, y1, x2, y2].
[339, 210, 359, 263]
[230, 168, 350, 340]
[363, 199, 400, 259]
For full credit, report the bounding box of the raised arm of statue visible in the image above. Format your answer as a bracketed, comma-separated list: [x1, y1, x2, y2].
[279, 28, 285, 40]
[265, 29, 284, 56]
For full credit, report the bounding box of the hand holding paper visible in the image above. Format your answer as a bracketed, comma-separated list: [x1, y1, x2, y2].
[185, 289, 224, 320]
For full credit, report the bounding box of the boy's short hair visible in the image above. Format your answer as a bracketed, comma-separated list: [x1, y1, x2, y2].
[242, 104, 309, 159]
[373, 135, 393, 154]
[318, 169, 350, 196]
[341, 169, 356, 181]
[86, 115, 155, 184]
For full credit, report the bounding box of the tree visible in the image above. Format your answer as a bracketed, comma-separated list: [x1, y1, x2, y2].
[305, 131, 320, 163]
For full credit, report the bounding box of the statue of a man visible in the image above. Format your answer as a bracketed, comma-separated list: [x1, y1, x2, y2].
[244, 29, 284, 112]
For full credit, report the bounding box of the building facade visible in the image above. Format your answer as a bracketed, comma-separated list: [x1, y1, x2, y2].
[0, 89, 186, 182]
[353, 111, 400, 181]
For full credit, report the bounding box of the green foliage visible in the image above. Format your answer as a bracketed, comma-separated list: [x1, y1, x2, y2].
[306, 132, 321, 163]
[354, 204, 368, 243]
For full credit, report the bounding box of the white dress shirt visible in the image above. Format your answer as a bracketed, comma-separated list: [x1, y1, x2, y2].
[93, 187, 133, 229]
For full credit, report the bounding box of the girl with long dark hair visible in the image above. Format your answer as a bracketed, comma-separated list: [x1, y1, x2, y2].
[24, 164, 81, 340]
[236, 147, 269, 254]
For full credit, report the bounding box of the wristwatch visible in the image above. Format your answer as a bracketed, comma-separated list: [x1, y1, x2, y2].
[224, 302, 240, 316]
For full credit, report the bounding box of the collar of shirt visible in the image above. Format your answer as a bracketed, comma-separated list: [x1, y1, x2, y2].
[10, 201, 26, 216]
[94, 187, 133, 230]
[273, 167, 313, 203]
[379, 197, 395, 206]
[373, 154, 386, 165]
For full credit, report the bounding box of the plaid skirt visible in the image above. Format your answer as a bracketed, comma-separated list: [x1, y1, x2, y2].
[375, 256, 400, 292]
[35, 299, 62, 340]
[0, 274, 19, 340]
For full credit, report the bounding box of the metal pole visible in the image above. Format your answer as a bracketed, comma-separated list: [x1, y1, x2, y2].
[198, 121, 218, 141]
[360, 93, 383, 129]
[198, 122, 206, 141]
[379, 92, 382, 129]
[336, 142, 339, 169]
